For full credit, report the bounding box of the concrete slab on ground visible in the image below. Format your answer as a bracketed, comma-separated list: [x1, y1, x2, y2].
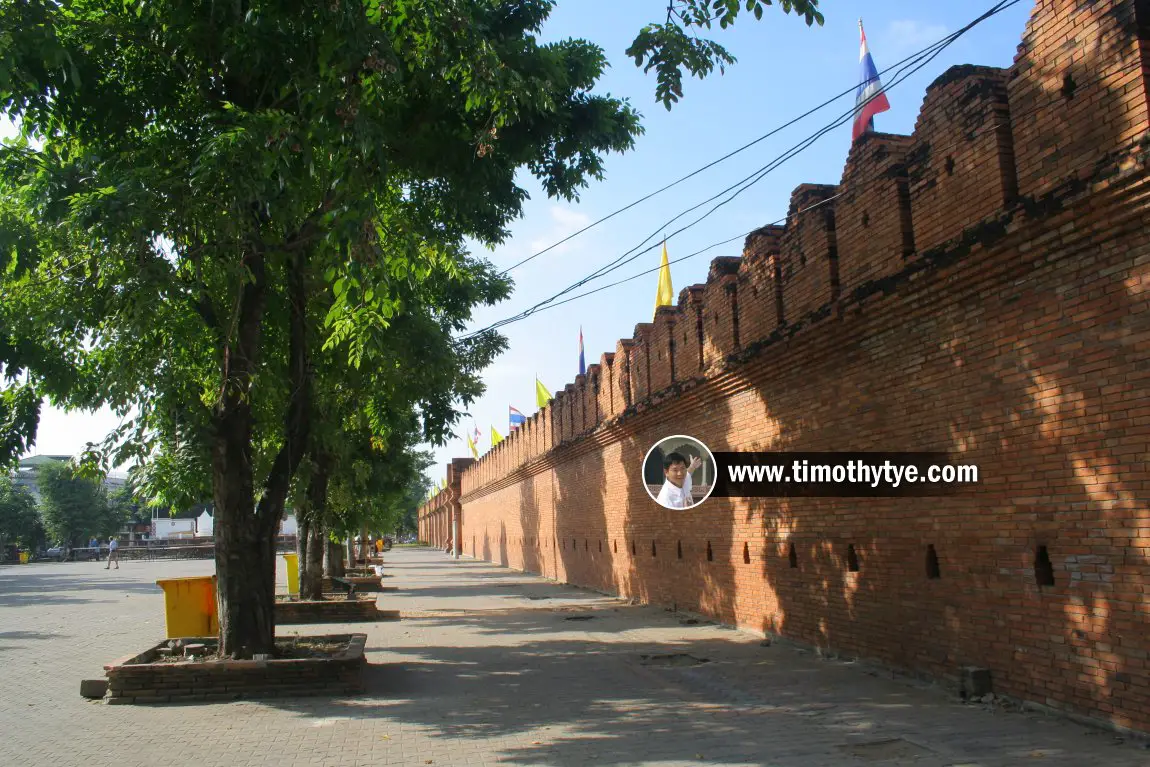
[1, 548, 1146, 767]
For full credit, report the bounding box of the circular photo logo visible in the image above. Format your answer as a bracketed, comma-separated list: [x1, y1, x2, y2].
[642, 435, 717, 510]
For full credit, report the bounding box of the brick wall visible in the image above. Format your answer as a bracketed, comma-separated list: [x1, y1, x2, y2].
[418, 457, 473, 549]
[453, 0, 1150, 734]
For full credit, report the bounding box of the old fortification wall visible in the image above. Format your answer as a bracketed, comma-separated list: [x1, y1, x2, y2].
[420, 0, 1150, 733]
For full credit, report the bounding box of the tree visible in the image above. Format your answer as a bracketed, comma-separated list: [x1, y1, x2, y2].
[629, 0, 824, 109]
[394, 468, 432, 537]
[1, 0, 826, 657]
[1, 1, 640, 657]
[36, 461, 123, 547]
[0, 475, 43, 553]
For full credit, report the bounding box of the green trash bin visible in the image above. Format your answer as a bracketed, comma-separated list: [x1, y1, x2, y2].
[156, 576, 218, 639]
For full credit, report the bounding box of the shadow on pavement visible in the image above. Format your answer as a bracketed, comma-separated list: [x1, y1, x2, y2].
[260, 632, 951, 767]
[0, 571, 169, 607]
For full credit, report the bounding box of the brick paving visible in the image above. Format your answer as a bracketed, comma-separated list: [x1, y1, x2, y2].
[0, 547, 1147, 767]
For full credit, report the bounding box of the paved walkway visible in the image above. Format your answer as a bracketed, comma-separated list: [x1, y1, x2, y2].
[1, 547, 1146, 767]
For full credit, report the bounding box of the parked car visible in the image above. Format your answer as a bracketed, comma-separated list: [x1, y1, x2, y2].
[43, 545, 68, 562]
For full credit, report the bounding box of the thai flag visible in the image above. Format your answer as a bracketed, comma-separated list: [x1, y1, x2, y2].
[509, 406, 526, 431]
[578, 327, 586, 376]
[852, 20, 890, 142]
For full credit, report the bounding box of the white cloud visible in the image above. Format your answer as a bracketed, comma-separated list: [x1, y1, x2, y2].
[886, 20, 949, 56]
[526, 205, 592, 256]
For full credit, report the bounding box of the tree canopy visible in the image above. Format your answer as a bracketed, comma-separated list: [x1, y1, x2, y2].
[630, 0, 823, 108]
[0, 0, 827, 656]
[0, 474, 43, 550]
[35, 460, 124, 546]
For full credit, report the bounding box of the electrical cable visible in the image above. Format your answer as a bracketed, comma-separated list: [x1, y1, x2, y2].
[498, 0, 1022, 276]
[460, 0, 1022, 341]
[472, 51, 1145, 324]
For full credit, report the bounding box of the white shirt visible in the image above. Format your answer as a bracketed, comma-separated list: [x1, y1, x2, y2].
[656, 471, 694, 509]
[108, 539, 118, 551]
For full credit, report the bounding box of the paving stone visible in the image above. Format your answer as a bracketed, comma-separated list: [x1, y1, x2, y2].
[2, 550, 1148, 766]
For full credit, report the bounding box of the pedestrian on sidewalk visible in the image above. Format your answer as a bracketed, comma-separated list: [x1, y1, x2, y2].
[105, 536, 119, 569]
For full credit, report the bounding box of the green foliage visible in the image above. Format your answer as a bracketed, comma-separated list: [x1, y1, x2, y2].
[628, 0, 823, 109]
[0, 474, 43, 549]
[396, 470, 430, 535]
[35, 460, 125, 545]
[0, 0, 641, 504]
[0, 0, 827, 652]
[109, 484, 147, 525]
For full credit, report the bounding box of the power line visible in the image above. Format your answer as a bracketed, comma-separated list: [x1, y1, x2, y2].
[499, 0, 1022, 276]
[503, 193, 841, 318]
[469, 46, 1137, 327]
[462, 0, 1021, 342]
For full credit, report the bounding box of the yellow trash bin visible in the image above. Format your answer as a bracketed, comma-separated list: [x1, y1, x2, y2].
[18, 551, 30, 564]
[155, 576, 218, 639]
[283, 553, 299, 595]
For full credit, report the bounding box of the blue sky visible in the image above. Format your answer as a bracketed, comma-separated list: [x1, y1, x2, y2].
[421, 0, 1033, 484]
[10, 1, 1036, 489]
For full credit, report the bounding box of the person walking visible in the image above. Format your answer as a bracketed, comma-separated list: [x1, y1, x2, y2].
[105, 536, 119, 569]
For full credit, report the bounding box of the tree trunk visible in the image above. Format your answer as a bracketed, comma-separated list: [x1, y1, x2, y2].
[361, 522, 370, 564]
[296, 515, 309, 581]
[213, 407, 277, 658]
[325, 536, 345, 578]
[302, 520, 326, 600]
[298, 449, 329, 600]
[212, 245, 312, 659]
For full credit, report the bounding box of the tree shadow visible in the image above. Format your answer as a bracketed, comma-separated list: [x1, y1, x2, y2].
[258, 627, 1143, 766]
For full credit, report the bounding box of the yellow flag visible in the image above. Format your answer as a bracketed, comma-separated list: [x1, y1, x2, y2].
[535, 378, 550, 409]
[491, 426, 504, 446]
[654, 241, 674, 319]
[466, 433, 478, 459]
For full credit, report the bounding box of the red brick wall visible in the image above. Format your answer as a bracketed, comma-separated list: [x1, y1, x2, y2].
[650, 307, 677, 393]
[736, 226, 784, 345]
[454, 0, 1150, 734]
[908, 66, 1017, 255]
[778, 184, 838, 325]
[835, 134, 915, 299]
[1009, 0, 1150, 200]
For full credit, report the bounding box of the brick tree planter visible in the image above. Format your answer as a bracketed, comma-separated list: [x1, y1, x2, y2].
[102, 634, 366, 704]
[321, 574, 392, 593]
[275, 594, 400, 624]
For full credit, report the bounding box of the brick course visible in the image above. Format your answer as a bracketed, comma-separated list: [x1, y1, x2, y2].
[103, 634, 366, 704]
[422, 0, 1150, 735]
[275, 595, 398, 624]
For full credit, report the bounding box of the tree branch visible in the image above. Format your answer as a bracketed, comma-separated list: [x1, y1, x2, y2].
[256, 245, 312, 522]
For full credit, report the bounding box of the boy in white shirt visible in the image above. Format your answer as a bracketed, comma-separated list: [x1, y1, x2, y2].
[655, 452, 702, 509]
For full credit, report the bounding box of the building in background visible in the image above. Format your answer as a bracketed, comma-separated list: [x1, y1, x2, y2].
[148, 503, 297, 539]
[151, 503, 211, 539]
[13, 454, 128, 501]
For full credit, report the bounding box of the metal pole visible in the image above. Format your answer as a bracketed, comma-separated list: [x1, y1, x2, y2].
[453, 511, 460, 560]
